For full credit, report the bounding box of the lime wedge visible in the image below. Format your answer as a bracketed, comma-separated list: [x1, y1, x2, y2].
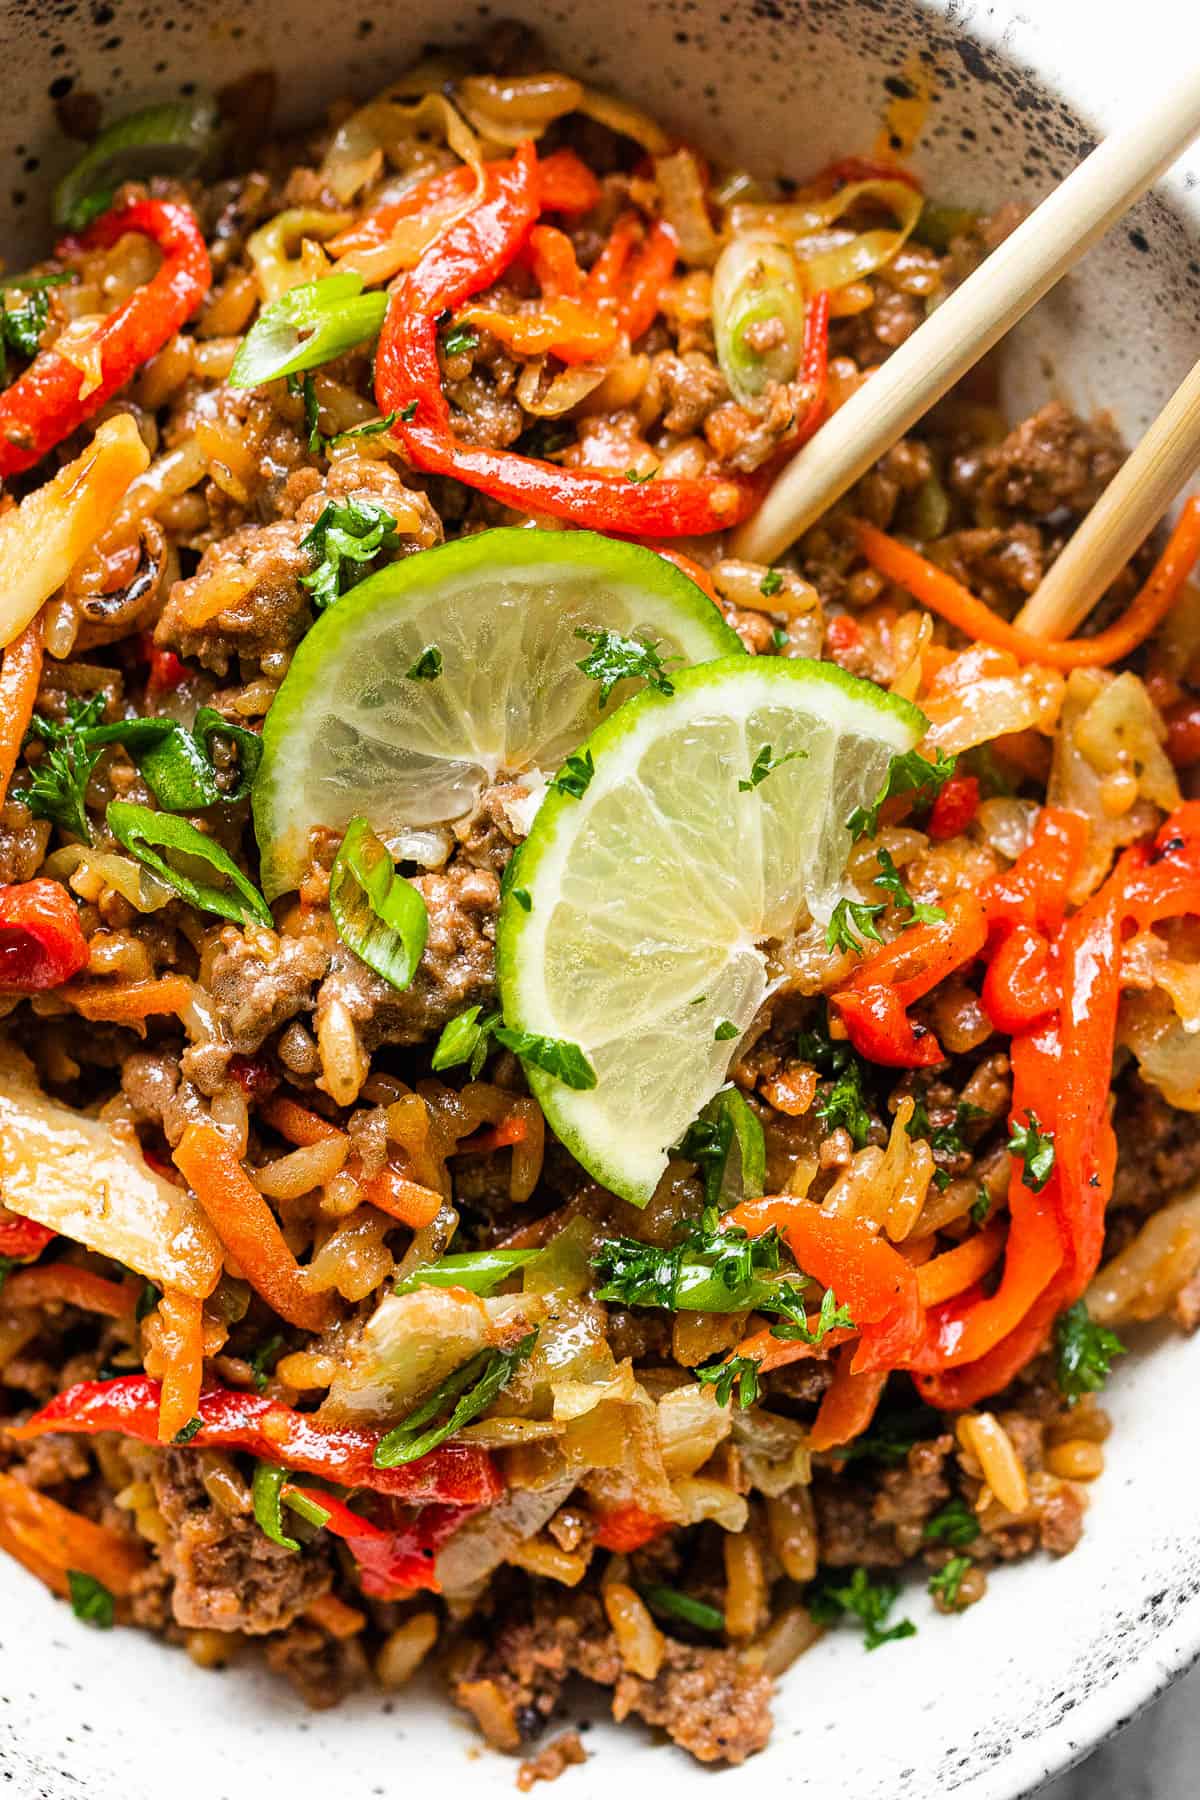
[253, 528, 742, 898]
[496, 657, 925, 1205]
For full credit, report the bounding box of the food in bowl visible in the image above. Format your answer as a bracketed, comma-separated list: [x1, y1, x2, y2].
[0, 23, 1198, 1773]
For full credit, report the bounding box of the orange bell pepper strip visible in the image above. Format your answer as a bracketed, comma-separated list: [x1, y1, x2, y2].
[57, 974, 194, 1022]
[458, 296, 620, 365]
[0, 613, 44, 807]
[525, 223, 583, 298]
[723, 1196, 925, 1372]
[854, 495, 1200, 670]
[3, 1262, 137, 1320]
[155, 1288, 205, 1443]
[173, 1121, 334, 1333]
[592, 1503, 671, 1552]
[981, 922, 1058, 1035]
[830, 894, 988, 1068]
[808, 1345, 887, 1452]
[915, 1217, 1008, 1309]
[0, 1470, 146, 1596]
[915, 1276, 1066, 1411]
[983, 807, 1088, 931]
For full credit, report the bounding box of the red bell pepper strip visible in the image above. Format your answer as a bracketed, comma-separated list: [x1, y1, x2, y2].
[788, 287, 831, 451]
[8, 1376, 502, 1506]
[617, 220, 679, 344]
[808, 1346, 887, 1452]
[983, 807, 1088, 931]
[830, 894, 988, 1068]
[592, 1502, 671, 1553]
[377, 142, 762, 537]
[980, 922, 1058, 1035]
[0, 199, 211, 478]
[525, 223, 583, 298]
[0, 879, 90, 991]
[0, 1215, 55, 1260]
[283, 1483, 477, 1597]
[811, 155, 924, 194]
[722, 1196, 924, 1373]
[926, 774, 980, 841]
[328, 148, 601, 263]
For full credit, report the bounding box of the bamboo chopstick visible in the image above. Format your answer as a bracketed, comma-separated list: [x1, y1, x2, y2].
[1014, 355, 1200, 637]
[731, 67, 1200, 566]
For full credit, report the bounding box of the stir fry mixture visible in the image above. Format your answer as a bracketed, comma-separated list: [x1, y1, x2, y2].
[3, 27, 1200, 1774]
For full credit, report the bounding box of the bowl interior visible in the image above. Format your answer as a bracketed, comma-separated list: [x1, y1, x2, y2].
[1, 2, 1198, 1796]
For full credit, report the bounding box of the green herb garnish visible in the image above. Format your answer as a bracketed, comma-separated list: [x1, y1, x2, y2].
[431, 1005, 500, 1079]
[300, 498, 400, 610]
[928, 1555, 972, 1610]
[574, 625, 676, 707]
[694, 1353, 761, 1410]
[1007, 1109, 1055, 1192]
[641, 1584, 726, 1633]
[1054, 1301, 1126, 1404]
[551, 749, 594, 799]
[738, 744, 807, 792]
[406, 645, 443, 681]
[492, 1027, 596, 1089]
[922, 1497, 980, 1547]
[808, 1567, 917, 1650]
[847, 748, 957, 841]
[67, 1570, 114, 1629]
[373, 1330, 537, 1467]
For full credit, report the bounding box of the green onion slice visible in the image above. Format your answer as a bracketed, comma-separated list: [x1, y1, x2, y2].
[228, 274, 388, 391]
[393, 1248, 538, 1297]
[373, 1330, 537, 1468]
[329, 814, 428, 992]
[106, 799, 273, 928]
[712, 230, 806, 405]
[640, 1584, 726, 1633]
[252, 1461, 300, 1553]
[54, 96, 223, 232]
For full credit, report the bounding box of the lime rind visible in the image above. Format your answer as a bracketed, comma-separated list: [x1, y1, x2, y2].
[253, 528, 743, 898]
[497, 656, 925, 1204]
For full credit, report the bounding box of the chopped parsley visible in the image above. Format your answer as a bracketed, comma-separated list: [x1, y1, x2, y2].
[287, 369, 324, 454]
[871, 847, 946, 928]
[300, 498, 400, 610]
[814, 1057, 873, 1151]
[431, 1005, 501, 1079]
[13, 693, 106, 842]
[759, 568, 783, 597]
[1006, 1109, 1056, 1192]
[406, 645, 443, 681]
[770, 626, 789, 651]
[769, 1284, 854, 1345]
[441, 323, 479, 358]
[695, 1353, 761, 1410]
[551, 749, 594, 799]
[624, 466, 657, 483]
[173, 1416, 204, 1445]
[135, 1280, 161, 1323]
[922, 1497, 980, 1547]
[714, 1019, 739, 1041]
[1054, 1301, 1126, 1404]
[928, 1555, 972, 1610]
[641, 1584, 726, 1633]
[399, 399, 419, 422]
[825, 895, 886, 956]
[249, 1333, 285, 1394]
[67, 1569, 114, 1630]
[0, 285, 52, 381]
[738, 744, 807, 791]
[574, 625, 677, 707]
[675, 1086, 766, 1210]
[847, 747, 958, 841]
[829, 1401, 942, 1466]
[969, 1187, 993, 1226]
[492, 1026, 596, 1089]
[808, 1566, 916, 1650]
[500, 845, 532, 914]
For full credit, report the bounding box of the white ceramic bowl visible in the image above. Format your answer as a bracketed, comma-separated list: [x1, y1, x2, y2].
[1, 2, 1198, 1794]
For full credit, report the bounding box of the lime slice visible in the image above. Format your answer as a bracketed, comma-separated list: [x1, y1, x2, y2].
[253, 528, 742, 898]
[497, 657, 926, 1205]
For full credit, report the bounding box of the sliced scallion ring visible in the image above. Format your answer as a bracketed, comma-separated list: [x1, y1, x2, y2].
[329, 814, 428, 991]
[53, 96, 223, 232]
[228, 274, 389, 390]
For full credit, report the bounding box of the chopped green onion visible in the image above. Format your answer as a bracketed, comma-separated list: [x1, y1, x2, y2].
[229, 274, 388, 390]
[492, 1026, 596, 1090]
[329, 815, 428, 992]
[712, 230, 806, 405]
[431, 1005, 500, 1077]
[640, 1584, 725, 1633]
[252, 1460, 300, 1552]
[54, 96, 223, 232]
[106, 799, 273, 928]
[281, 1487, 332, 1530]
[67, 1569, 114, 1629]
[676, 1085, 766, 1209]
[374, 1330, 538, 1468]
[393, 1248, 538, 1296]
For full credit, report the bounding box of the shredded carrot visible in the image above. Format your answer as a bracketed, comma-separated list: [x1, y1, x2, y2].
[0, 1470, 146, 1594]
[855, 496, 1200, 669]
[173, 1121, 334, 1332]
[452, 1115, 529, 1157]
[730, 1319, 857, 1376]
[305, 1591, 367, 1638]
[3, 1262, 137, 1320]
[260, 1094, 344, 1147]
[653, 547, 721, 605]
[0, 612, 44, 806]
[916, 1219, 1007, 1308]
[58, 975, 193, 1023]
[809, 1344, 887, 1452]
[360, 1162, 443, 1229]
[156, 1288, 205, 1443]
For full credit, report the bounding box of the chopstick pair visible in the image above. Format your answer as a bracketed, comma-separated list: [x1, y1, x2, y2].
[732, 67, 1200, 644]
